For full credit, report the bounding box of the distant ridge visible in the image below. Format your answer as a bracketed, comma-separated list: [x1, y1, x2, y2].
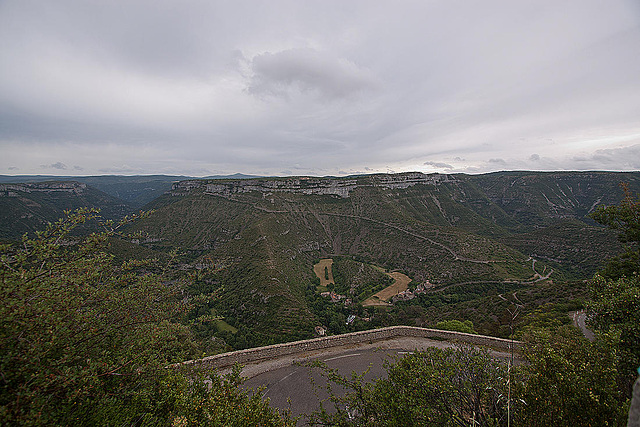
[0, 173, 262, 207]
[0, 181, 130, 238]
[0, 173, 261, 183]
[3, 170, 638, 344]
[124, 170, 638, 343]
[201, 173, 262, 180]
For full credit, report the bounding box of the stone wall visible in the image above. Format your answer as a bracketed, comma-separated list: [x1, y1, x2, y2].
[174, 326, 521, 371]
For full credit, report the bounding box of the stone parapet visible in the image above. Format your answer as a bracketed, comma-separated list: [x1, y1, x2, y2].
[173, 326, 521, 371]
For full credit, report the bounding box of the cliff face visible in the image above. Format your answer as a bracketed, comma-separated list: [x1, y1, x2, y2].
[0, 181, 87, 197]
[166, 171, 640, 231]
[0, 181, 130, 238]
[467, 171, 640, 227]
[171, 172, 454, 198]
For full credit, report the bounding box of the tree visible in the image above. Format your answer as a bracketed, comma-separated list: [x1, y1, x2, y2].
[307, 346, 510, 426]
[434, 319, 476, 334]
[0, 209, 294, 426]
[516, 326, 627, 426]
[306, 331, 629, 427]
[155, 365, 295, 426]
[589, 185, 640, 395]
[587, 274, 640, 395]
[590, 183, 640, 279]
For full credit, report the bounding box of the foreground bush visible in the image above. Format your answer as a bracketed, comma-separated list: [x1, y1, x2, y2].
[308, 346, 511, 426]
[517, 326, 627, 426]
[0, 210, 293, 426]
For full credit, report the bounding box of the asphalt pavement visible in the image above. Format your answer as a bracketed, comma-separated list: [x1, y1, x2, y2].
[573, 310, 595, 341]
[243, 347, 402, 420]
[239, 337, 516, 423]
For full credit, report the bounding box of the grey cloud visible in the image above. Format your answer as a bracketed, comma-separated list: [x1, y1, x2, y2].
[0, 1, 639, 176]
[41, 162, 67, 170]
[423, 161, 454, 169]
[2, 1, 238, 80]
[248, 48, 378, 100]
[570, 144, 640, 169]
[98, 165, 137, 174]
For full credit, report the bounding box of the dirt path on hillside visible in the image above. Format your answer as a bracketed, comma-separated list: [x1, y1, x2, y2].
[220, 196, 552, 284]
[240, 199, 503, 265]
[313, 259, 334, 287]
[363, 272, 411, 307]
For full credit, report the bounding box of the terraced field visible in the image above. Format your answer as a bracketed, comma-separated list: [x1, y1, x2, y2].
[314, 259, 335, 289]
[363, 272, 412, 307]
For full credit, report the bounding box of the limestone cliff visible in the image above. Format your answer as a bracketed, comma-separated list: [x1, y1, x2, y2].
[171, 172, 454, 198]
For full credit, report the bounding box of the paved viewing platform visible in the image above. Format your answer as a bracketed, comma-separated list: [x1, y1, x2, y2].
[173, 326, 522, 378]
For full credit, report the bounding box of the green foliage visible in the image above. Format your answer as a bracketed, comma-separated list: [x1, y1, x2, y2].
[390, 281, 586, 338]
[154, 366, 295, 426]
[307, 346, 510, 426]
[330, 257, 392, 301]
[516, 326, 627, 426]
[307, 330, 629, 426]
[590, 184, 640, 279]
[0, 209, 196, 423]
[588, 187, 640, 394]
[0, 209, 292, 426]
[434, 319, 476, 334]
[516, 302, 577, 336]
[588, 275, 640, 394]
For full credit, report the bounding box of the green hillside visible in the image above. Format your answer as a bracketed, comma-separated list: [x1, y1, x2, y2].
[3, 171, 635, 348]
[0, 181, 132, 238]
[125, 171, 637, 346]
[465, 171, 640, 228]
[0, 173, 260, 207]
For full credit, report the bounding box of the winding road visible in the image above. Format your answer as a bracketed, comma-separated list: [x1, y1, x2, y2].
[221, 194, 541, 269]
[572, 310, 595, 341]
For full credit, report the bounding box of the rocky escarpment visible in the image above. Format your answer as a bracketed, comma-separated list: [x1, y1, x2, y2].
[0, 181, 87, 197]
[0, 181, 132, 239]
[171, 172, 455, 198]
[468, 171, 640, 226]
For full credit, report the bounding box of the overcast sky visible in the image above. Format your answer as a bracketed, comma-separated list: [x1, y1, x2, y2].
[1, 0, 639, 177]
